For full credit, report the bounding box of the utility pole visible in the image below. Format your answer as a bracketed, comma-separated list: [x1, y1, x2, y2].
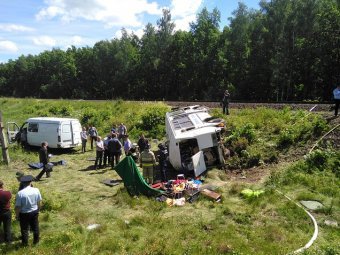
[0, 111, 10, 164]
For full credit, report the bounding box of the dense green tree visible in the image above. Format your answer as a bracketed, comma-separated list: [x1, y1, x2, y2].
[0, 1, 339, 102]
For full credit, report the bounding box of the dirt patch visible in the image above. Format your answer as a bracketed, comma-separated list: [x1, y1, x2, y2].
[224, 166, 272, 184]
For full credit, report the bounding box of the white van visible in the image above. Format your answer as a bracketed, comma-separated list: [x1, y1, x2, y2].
[8, 117, 82, 149]
[165, 105, 227, 176]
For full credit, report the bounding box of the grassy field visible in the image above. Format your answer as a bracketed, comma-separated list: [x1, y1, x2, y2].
[0, 98, 339, 255]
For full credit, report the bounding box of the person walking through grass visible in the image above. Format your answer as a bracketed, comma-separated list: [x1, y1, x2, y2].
[35, 141, 51, 181]
[0, 180, 12, 244]
[15, 175, 42, 246]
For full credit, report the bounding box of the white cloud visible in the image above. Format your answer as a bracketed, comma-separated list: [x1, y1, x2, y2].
[32, 36, 56, 47]
[0, 23, 34, 32]
[170, 0, 202, 18]
[0, 40, 19, 52]
[173, 15, 197, 31]
[169, 0, 203, 31]
[71, 35, 83, 45]
[36, 0, 162, 27]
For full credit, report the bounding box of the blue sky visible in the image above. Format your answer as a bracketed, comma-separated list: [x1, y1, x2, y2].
[0, 0, 260, 63]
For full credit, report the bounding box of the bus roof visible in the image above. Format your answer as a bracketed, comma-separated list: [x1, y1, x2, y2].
[166, 105, 224, 140]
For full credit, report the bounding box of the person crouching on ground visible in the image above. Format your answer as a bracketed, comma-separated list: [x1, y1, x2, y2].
[35, 141, 51, 181]
[0, 180, 12, 244]
[94, 136, 104, 170]
[15, 175, 42, 246]
[140, 142, 156, 184]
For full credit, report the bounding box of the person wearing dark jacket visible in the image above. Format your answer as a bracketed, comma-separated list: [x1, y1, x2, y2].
[0, 180, 12, 243]
[157, 144, 168, 182]
[35, 141, 51, 181]
[137, 134, 147, 153]
[108, 133, 122, 169]
[221, 90, 230, 115]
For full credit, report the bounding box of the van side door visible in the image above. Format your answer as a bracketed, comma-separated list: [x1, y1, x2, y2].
[61, 122, 72, 144]
[70, 120, 81, 145]
[6, 122, 20, 143]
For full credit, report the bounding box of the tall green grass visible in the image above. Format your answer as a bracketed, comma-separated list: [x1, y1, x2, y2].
[0, 99, 339, 254]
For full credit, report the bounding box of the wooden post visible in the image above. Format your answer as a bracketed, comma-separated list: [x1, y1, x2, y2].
[0, 111, 10, 164]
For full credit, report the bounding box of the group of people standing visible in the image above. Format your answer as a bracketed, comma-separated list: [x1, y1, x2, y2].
[0, 176, 42, 246]
[79, 123, 131, 169]
[80, 122, 168, 185]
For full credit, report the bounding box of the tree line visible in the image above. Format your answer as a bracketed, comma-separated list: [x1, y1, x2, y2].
[0, 0, 339, 102]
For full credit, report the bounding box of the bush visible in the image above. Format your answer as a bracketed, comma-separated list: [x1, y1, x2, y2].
[49, 105, 73, 116]
[140, 108, 166, 130]
[231, 137, 248, 155]
[136, 106, 168, 139]
[277, 129, 295, 149]
[312, 118, 328, 137]
[305, 149, 329, 170]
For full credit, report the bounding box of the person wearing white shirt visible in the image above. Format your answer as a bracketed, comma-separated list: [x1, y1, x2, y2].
[123, 135, 132, 155]
[94, 136, 104, 169]
[333, 85, 340, 116]
[15, 175, 42, 246]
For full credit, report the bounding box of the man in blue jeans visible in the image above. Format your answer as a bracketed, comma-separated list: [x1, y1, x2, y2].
[0, 180, 12, 243]
[15, 175, 42, 246]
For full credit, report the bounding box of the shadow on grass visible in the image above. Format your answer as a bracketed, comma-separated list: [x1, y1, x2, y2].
[78, 165, 96, 172]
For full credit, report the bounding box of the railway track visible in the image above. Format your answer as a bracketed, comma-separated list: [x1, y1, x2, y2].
[165, 101, 334, 112]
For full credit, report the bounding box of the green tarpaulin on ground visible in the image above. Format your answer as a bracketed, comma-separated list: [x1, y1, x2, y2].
[114, 156, 163, 197]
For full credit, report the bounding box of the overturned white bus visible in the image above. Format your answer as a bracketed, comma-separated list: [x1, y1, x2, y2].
[165, 105, 227, 176]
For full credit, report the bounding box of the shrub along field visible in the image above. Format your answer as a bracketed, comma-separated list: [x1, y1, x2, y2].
[0, 98, 339, 255]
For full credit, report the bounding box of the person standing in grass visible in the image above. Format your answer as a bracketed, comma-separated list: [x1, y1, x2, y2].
[140, 142, 156, 184]
[0, 180, 12, 244]
[118, 123, 127, 143]
[15, 175, 42, 246]
[221, 89, 230, 115]
[80, 127, 88, 153]
[88, 125, 98, 150]
[123, 135, 132, 155]
[103, 133, 112, 167]
[333, 84, 340, 116]
[94, 136, 104, 170]
[137, 134, 147, 154]
[108, 133, 122, 168]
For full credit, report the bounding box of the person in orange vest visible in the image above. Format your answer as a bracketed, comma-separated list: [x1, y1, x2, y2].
[140, 142, 156, 184]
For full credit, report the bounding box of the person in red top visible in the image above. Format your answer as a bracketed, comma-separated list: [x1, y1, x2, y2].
[0, 180, 12, 243]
